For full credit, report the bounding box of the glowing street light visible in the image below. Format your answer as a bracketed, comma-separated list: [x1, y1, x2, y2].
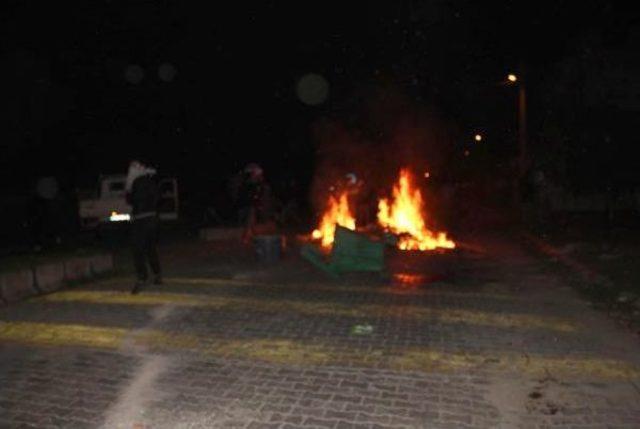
[503, 68, 527, 206]
[474, 133, 483, 142]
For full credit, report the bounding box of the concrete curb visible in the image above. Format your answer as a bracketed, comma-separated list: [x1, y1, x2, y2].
[522, 232, 640, 328]
[64, 257, 93, 282]
[0, 253, 115, 306]
[521, 232, 613, 287]
[34, 262, 66, 293]
[0, 269, 38, 304]
[90, 254, 114, 275]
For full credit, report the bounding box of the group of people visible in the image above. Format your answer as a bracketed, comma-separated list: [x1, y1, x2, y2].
[126, 160, 273, 294]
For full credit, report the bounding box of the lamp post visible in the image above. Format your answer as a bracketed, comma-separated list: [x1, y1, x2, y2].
[507, 72, 527, 206]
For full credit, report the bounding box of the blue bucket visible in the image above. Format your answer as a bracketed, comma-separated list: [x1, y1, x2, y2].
[253, 235, 283, 263]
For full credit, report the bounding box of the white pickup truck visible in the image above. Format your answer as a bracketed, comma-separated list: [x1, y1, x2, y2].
[79, 174, 179, 229]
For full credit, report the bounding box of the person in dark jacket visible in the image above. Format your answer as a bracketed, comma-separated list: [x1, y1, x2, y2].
[125, 160, 161, 294]
[237, 163, 275, 243]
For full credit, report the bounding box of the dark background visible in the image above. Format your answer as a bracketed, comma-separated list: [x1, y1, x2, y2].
[1, 1, 639, 246]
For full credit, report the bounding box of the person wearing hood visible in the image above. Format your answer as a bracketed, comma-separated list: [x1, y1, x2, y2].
[125, 160, 161, 294]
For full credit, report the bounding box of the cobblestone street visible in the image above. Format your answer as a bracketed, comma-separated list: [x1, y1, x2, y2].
[1, 233, 640, 428]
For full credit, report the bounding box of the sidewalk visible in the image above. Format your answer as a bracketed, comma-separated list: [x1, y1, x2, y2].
[524, 222, 640, 331]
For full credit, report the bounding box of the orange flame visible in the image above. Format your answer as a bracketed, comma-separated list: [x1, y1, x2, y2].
[312, 192, 356, 248]
[378, 169, 455, 251]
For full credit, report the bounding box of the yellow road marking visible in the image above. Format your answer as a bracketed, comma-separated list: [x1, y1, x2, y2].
[0, 321, 637, 380]
[163, 276, 524, 302]
[95, 276, 527, 303]
[164, 277, 259, 286]
[393, 349, 640, 380]
[44, 291, 207, 306]
[0, 321, 125, 349]
[40, 290, 578, 332]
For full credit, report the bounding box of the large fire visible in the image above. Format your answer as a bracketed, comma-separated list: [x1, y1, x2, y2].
[312, 192, 356, 248]
[378, 169, 455, 251]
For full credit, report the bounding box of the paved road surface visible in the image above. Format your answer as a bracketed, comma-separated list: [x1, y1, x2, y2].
[1, 233, 639, 428]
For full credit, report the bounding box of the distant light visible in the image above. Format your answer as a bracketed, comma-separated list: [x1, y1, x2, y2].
[109, 212, 130, 222]
[158, 62, 177, 82]
[507, 74, 517, 83]
[296, 73, 330, 106]
[36, 177, 59, 200]
[464, 150, 470, 157]
[424, 172, 430, 178]
[124, 64, 144, 84]
[474, 134, 483, 142]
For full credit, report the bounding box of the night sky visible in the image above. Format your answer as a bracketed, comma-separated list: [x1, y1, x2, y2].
[1, 1, 638, 213]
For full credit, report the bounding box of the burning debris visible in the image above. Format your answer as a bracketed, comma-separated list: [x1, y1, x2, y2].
[310, 168, 454, 252]
[378, 169, 455, 251]
[303, 225, 385, 278]
[311, 192, 356, 249]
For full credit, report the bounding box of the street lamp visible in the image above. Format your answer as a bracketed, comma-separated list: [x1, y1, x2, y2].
[507, 71, 527, 205]
[474, 133, 483, 142]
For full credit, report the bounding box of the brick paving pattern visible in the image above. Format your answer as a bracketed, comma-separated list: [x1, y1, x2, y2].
[1, 234, 640, 428]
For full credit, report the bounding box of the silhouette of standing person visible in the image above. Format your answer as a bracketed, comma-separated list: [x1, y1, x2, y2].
[125, 160, 161, 294]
